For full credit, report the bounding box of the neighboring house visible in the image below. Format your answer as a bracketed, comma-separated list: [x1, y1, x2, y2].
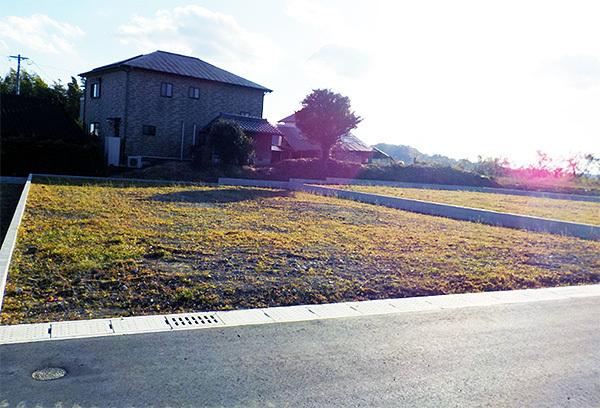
[370, 147, 395, 165]
[80, 50, 280, 166]
[276, 113, 390, 164]
[197, 113, 282, 166]
[276, 114, 321, 159]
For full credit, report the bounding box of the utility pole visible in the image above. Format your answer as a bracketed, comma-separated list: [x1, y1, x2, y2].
[8, 54, 29, 95]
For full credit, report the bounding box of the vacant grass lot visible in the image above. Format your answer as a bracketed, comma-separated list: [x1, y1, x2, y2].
[2, 178, 599, 324]
[0, 183, 23, 244]
[335, 185, 600, 225]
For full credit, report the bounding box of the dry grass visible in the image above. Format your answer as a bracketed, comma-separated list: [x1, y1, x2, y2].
[496, 175, 600, 196]
[1, 178, 599, 324]
[335, 185, 600, 225]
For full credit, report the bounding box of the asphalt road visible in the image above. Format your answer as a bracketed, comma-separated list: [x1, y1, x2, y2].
[1, 297, 599, 407]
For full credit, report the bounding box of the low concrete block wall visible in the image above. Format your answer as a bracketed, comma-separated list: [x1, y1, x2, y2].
[323, 177, 600, 203]
[0, 175, 32, 311]
[32, 173, 215, 187]
[218, 178, 290, 189]
[300, 184, 600, 240]
[0, 177, 27, 184]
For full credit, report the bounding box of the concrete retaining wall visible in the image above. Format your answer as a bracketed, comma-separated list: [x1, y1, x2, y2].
[299, 184, 600, 240]
[0, 175, 32, 311]
[321, 177, 600, 203]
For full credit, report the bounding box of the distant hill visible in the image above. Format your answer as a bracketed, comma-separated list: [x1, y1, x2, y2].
[373, 143, 476, 170]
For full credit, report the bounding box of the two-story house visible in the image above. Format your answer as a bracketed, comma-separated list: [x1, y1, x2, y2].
[80, 50, 281, 167]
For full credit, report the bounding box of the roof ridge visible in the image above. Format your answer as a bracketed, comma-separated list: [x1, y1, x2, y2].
[80, 50, 271, 92]
[155, 50, 201, 60]
[221, 112, 266, 120]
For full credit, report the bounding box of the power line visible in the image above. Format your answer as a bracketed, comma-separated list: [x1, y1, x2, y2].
[8, 54, 29, 95]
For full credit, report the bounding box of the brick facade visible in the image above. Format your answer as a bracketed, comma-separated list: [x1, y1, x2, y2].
[82, 68, 266, 163]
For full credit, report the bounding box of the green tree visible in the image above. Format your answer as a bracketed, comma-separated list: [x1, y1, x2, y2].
[583, 153, 600, 176]
[475, 156, 507, 177]
[65, 76, 83, 120]
[209, 120, 253, 166]
[295, 89, 362, 161]
[0, 69, 82, 121]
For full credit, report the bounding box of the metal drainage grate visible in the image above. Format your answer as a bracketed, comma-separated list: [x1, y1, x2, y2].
[166, 314, 221, 329]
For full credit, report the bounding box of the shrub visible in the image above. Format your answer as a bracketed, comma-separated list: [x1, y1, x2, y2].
[194, 120, 253, 167]
[266, 159, 497, 187]
[358, 163, 498, 187]
[0, 135, 104, 176]
[268, 158, 363, 180]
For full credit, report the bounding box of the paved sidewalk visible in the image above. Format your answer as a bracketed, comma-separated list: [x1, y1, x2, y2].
[1, 296, 599, 407]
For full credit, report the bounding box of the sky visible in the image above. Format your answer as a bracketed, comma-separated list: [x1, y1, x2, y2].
[1, 0, 599, 165]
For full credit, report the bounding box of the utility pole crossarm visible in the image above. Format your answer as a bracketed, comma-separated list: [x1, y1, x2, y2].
[8, 54, 29, 95]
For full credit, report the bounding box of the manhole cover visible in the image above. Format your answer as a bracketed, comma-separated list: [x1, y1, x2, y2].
[31, 367, 67, 381]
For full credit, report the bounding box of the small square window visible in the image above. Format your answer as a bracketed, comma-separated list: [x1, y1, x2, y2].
[91, 82, 101, 98]
[89, 122, 100, 136]
[160, 82, 173, 97]
[142, 125, 156, 136]
[188, 87, 200, 99]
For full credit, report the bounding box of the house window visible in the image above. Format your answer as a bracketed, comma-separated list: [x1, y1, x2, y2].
[188, 87, 200, 99]
[160, 82, 173, 97]
[91, 81, 101, 98]
[142, 125, 156, 136]
[89, 122, 100, 136]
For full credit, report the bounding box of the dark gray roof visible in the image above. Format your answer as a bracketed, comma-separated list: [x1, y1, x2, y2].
[277, 123, 321, 152]
[278, 113, 297, 123]
[80, 50, 271, 92]
[332, 133, 373, 153]
[277, 114, 373, 153]
[208, 113, 282, 135]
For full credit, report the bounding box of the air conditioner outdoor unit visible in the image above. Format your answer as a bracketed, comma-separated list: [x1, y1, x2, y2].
[127, 156, 144, 169]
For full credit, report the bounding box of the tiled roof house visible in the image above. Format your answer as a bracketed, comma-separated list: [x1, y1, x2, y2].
[276, 113, 379, 164]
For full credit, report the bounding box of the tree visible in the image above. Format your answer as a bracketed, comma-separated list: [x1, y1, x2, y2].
[209, 120, 253, 166]
[565, 156, 581, 177]
[0, 69, 83, 121]
[583, 153, 600, 176]
[295, 89, 362, 161]
[475, 156, 507, 177]
[63, 77, 83, 120]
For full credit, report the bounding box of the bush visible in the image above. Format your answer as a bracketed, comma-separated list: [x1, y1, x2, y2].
[1, 135, 104, 176]
[193, 120, 253, 168]
[265, 159, 497, 187]
[358, 163, 498, 187]
[1, 93, 104, 176]
[268, 158, 363, 180]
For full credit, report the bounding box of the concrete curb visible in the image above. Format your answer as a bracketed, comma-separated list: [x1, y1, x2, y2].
[1, 284, 598, 345]
[321, 177, 600, 203]
[300, 184, 600, 240]
[217, 178, 600, 240]
[0, 174, 32, 312]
